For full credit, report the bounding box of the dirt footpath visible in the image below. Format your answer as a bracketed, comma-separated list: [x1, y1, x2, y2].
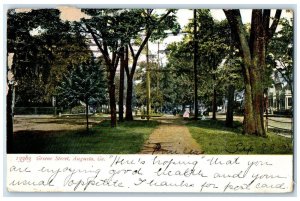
[139, 116, 203, 154]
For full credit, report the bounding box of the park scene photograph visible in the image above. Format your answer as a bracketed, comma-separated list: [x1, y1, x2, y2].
[6, 8, 293, 155]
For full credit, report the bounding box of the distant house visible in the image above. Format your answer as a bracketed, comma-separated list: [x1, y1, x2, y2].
[266, 63, 293, 113]
[221, 90, 244, 113]
[221, 82, 292, 114]
[268, 83, 292, 112]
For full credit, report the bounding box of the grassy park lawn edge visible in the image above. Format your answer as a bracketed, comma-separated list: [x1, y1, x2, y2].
[12, 120, 159, 154]
[186, 120, 293, 154]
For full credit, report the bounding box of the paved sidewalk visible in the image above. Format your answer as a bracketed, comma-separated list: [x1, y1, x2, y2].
[139, 116, 203, 154]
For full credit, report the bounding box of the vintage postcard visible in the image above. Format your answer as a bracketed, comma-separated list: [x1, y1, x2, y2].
[5, 5, 294, 193]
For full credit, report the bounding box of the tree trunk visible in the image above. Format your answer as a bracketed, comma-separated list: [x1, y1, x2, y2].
[7, 84, 13, 153]
[226, 85, 235, 127]
[223, 9, 281, 136]
[85, 98, 89, 134]
[212, 88, 217, 120]
[248, 10, 267, 136]
[124, 46, 133, 121]
[85, 24, 119, 128]
[125, 76, 133, 120]
[242, 60, 256, 135]
[119, 47, 125, 121]
[250, 66, 266, 136]
[108, 71, 117, 127]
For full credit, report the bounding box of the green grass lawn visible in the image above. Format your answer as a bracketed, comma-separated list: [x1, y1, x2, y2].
[12, 120, 159, 154]
[187, 120, 293, 154]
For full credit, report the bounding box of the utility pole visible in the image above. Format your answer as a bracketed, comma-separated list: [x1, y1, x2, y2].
[146, 41, 151, 120]
[193, 9, 199, 119]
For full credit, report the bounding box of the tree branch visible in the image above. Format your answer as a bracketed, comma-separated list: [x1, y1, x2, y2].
[112, 51, 116, 67]
[92, 31, 103, 39]
[114, 55, 120, 72]
[85, 24, 111, 62]
[79, 24, 89, 33]
[124, 64, 130, 78]
[131, 32, 151, 75]
[127, 9, 174, 77]
[135, 33, 151, 60]
[278, 59, 287, 69]
[124, 45, 130, 77]
[128, 43, 135, 58]
[275, 65, 291, 85]
[85, 23, 112, 67]
[158, 9, 173, 24]
[267, 9, 282, 41]
[223, 9, 252, 61]
[263, 9, 271, 34]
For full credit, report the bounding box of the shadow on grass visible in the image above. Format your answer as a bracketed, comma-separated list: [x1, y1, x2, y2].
[186, 119, 243, 132]
[11, 120, 159, 154]
[186, 119, 293, 154]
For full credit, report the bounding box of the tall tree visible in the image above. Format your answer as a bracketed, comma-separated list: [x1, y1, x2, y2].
[223, 9, 282, 136]
[57, 59, 106, 134]
[182, 10, 230, 117]
[197, 11, 230, 120]
[7, 9, 91, 106]
[125, 9, 179, 120]
[7, 9, 91, 152]
[79, 9, 179, 123]
[165, 41, 195, 112]
[80, 9, 125, 127]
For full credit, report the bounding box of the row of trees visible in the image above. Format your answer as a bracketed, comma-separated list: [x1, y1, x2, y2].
[164, 10, 235, 119]
[143, 9, 292, 137]
[7, 8, 293, 138]
[78, 9, 180, 126]
[7, 9, 180, 127]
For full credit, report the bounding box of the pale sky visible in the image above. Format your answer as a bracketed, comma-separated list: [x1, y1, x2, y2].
[59, 6, 90, 22]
